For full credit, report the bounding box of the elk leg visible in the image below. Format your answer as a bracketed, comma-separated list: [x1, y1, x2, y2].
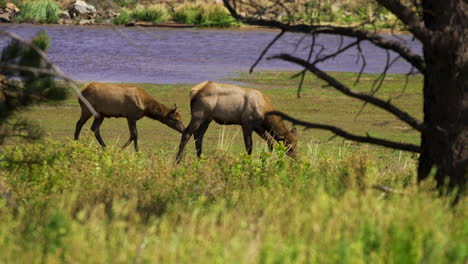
[255, 127, 275, 152]
[74, 111, 92, 140]
[91, 116, 106, 148]
[176, 119, 201, 163]
[194, 121, 211, 158]
[242, 124, 254, 155]
[123, 119, 139, 152]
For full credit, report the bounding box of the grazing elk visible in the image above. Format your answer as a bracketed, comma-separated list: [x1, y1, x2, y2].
[175, 81, 297, 163]
[74, 82, 185, 151]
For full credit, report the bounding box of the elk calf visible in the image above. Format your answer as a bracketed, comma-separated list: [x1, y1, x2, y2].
[75, 82, 185, 151]
[176, 81, 297, 162]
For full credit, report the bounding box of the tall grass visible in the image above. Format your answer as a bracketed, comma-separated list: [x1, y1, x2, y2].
[172, 3, 203, 24]
[130, 5, 167, 22]
[113, 9, 131, 25]
[199, 4, 237, 28]
[0, 139, 466, 263]
[172, 3, 237, 27]
[15, 0, 60, 24]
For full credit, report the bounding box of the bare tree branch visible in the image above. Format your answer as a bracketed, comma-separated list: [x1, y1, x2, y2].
[0, 31, 99, 118]
[250, 30, 285, 73]
[374, 0, 429, 42]
[223, 0, 426, 73]
[268, 53, 424, 132]
[267, 111, 421, 153]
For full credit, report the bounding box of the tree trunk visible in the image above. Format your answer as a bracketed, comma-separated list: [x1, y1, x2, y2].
[418, 0, 468, 194]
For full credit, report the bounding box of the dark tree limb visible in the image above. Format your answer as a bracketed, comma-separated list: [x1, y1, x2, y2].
[374, 0, 429, 42]
[223, 0, 426, 74]
[250, 29, 285, 73]
[267, 111, 421, 153]
[268, 53, 424, 132]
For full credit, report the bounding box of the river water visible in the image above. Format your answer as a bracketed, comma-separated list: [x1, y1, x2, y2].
[0, 24, 422, 84]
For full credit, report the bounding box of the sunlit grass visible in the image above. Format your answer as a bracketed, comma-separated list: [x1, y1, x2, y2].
[130, 5, 168, 22]
[0, 139, 466, 263]
[15, 0, 60, 24]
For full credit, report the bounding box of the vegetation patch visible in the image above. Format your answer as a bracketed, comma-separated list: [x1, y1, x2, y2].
[0, 139, 465, 262]
[15, 0, 60, 24]
[130, 5, 167, 22]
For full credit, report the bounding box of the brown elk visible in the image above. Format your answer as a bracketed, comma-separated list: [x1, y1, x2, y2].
[74, 82, 185, 151]
[175, 81, 297, 162]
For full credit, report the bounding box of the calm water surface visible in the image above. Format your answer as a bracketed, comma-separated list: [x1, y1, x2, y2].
[0, 24, 422, 84]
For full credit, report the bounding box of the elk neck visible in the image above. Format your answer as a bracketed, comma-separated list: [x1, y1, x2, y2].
[144, 99, 172, 121]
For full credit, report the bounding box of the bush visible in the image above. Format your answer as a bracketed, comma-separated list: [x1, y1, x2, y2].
[112, 9, 131, 25]
[172, 3, 203, 24]
[15, 0, 60, 24]
[199, 4, 237, 28]
[130, 5, 167, 22]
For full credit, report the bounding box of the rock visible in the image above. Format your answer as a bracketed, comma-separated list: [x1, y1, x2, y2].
[5, 3, 19, 13]
[105, 10, 118, 18]
[59, 11, 71, 20]
[78, 19, 94, 25]
[71, 0, 96, 16]
[0, 13, 11, 23]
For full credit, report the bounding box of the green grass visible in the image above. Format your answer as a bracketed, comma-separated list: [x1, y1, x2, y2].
[15, 71, 423, 157]
[0, 139, 466, 263]
[171, 3, 237, 27]
[1, 71, 465, 263]
[113, 9, 132, 25]
[130, 5, 167, 22]
[172, 3, 203, 24]
[15, 0, 60, 24]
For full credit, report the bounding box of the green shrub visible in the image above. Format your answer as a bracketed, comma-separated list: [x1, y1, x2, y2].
[172, 3, 203, 24]
[199, 4, 237, 28]
[112, 9, 131, 25]
[15, 0, 60, 24]
[130, 6, 167, 22]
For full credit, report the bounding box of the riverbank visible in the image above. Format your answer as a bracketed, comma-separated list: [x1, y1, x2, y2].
[0, 0, 405, 31]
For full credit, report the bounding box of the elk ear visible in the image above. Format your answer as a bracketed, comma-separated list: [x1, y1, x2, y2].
[291, 127, 297, 136]
[168, 104, 178, 115]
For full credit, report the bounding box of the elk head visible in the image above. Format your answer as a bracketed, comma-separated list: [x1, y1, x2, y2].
[164, 104, 185, 133]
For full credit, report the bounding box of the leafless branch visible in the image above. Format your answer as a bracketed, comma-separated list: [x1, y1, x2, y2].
[0, 31, 98, 118]
[223, 0, 426, 73]
[267, 111, 421, 153]
[268, 53, 424, 132]
[250, 30, 285, 73]
[374, 0, 429, 42]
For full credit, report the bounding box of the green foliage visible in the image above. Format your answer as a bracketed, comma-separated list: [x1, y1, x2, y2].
[0, 31, 67, 144]
[172, 4, 237, 28]
[0, 140, 465, 262]
[112, 9, 131, 25]
[130, 6, 167, 22]
[199, 4, 237, 28]
[114, 0, 136, 9]
[172, 3, 203, 24]
[15, 0, 60, 24]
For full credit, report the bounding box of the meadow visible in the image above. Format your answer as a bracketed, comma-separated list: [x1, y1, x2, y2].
[0, 71, 466, 263]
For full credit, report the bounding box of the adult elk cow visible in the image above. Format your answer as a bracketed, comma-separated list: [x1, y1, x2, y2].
[176, 81, 297, 163]
[74, 82, 185, 151]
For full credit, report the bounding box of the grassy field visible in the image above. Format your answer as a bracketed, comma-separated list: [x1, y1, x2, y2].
[1, 71, 466, 263]
[20, 71, 423, 157]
